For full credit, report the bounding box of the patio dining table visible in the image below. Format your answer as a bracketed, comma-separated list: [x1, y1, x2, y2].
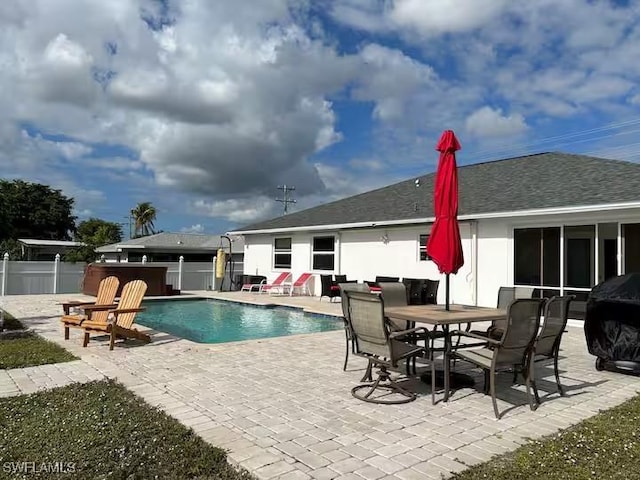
[385, 304, 505, 402]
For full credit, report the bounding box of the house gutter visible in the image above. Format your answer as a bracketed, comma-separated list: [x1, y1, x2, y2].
[229, 201, 640, 235]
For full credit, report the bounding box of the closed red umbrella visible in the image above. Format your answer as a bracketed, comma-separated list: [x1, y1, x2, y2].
[426, 130, 464, 310]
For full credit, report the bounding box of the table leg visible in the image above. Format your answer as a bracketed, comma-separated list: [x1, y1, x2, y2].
[444, 324, 451, 402]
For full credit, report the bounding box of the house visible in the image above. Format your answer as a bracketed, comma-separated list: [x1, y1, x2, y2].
[17, 238, 85, 260]
[96, 232, 244, 264]
[229, 152, 640, 312]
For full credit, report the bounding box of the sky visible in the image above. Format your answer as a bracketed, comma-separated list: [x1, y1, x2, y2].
[2, 0, 640, 237]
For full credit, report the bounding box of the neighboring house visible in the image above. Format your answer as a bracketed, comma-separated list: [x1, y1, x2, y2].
[229, 152, 640, 312]
[96, 232, 244, 263]
[17, 239, 85, 260]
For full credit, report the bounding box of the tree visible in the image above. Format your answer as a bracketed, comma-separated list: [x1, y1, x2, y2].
[130, 202, 157, 237]
[65, 218, 123, 263]
[0, 179, 76, 241]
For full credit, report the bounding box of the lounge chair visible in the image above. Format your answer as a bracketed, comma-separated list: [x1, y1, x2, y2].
[452, 298, 545, 419]
[529, 295, 574, 404]
[258, 272, 291, 295]
[80, 279, 150, 350]
[60, 276, 120, 340]
[285, 272, 313, 296]
[345, 290, 430, 404]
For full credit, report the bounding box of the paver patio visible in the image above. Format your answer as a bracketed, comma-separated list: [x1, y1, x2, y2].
[2, 291, 640, 480]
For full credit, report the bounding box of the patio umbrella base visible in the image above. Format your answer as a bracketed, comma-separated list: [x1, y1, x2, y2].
[420, 370, 475, 389]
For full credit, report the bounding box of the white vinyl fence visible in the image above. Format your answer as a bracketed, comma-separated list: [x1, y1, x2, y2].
[0, 253, 244, 296]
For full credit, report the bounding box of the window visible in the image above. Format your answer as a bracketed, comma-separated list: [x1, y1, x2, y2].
[312, 236, 335, 270]
[274, 237, 292, 269]
[514, 227, 560, 287]
[419, 234, 431, 261]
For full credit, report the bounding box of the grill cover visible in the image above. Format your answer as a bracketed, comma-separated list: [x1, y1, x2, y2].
[584, 273, 640, 362]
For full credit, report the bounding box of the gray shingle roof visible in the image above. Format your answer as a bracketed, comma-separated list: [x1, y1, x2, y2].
[232, 152, 640, 232]
[96, 232, 244, 253]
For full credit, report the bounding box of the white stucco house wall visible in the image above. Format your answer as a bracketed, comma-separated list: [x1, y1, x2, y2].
[229, 153, 640, 316]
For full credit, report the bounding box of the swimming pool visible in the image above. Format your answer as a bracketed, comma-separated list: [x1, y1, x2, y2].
[135, 299, 343, 343]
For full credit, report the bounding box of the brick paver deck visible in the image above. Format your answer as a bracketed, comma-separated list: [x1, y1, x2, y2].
[2, 291, 640, 480]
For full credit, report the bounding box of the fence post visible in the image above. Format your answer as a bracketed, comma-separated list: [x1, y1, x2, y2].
[178, 256, 184, 291]
[1, 252, 8, 296]
[53, 253, 61, 294]
[142, 254, 147, 264]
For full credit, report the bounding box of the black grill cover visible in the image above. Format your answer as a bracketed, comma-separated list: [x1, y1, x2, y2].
[584, 273, 640, 362]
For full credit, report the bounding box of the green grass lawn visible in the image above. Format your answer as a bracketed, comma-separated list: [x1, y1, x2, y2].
[451, 392, 640, 480]
[0, 333, 78, 369]
[0, 380, 253, 480]
[1, 309, 77, 369]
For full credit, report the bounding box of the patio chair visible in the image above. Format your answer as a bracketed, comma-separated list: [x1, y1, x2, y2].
[285, 272, 313, 296]
[468, 286, 537, 341]
[529, 295, 574, 404]
[451, 298, 545, 419]
[319, 274, 341, 302]
[346, 290, 429, 404]
[401, 278, 440, 305]
[339, 282, 370, 371]
[80, 279, 150, 350]
[60, 276, 120, 340]
[257, 272, 291, 295]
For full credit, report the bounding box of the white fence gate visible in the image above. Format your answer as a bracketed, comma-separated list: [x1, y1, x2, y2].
[0, 253, 244, 296]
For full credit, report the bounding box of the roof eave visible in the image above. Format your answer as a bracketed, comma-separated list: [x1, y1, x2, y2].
[230, 201, 640, 235]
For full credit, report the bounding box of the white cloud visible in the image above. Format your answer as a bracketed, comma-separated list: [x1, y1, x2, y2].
[465, 106, 528, 138]
[181, 224, 205, 234]
[389, 0, 509, 36]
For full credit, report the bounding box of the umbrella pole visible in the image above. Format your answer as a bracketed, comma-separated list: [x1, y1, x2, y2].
[445, 274, 450, 311]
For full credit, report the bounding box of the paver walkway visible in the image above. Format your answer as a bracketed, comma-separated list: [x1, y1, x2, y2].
[3, 291, 640, 480]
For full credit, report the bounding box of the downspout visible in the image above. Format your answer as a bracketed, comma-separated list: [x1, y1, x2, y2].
[335, 231, 342, 275]
[472, 220, 478, 306]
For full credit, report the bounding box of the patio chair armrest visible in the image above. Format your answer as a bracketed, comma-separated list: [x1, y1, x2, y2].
[453, 330, 501, 345]
[60, 300, 95, 314]
[81, 304, 118, 312]
[111, 307, 146, 315]
[389, 326, 429, 339]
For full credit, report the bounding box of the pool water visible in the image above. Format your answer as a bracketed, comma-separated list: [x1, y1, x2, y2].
[136, 299, 343, 343]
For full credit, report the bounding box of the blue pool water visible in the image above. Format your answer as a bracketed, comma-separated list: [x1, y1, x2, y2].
[135, 299, 343, 343]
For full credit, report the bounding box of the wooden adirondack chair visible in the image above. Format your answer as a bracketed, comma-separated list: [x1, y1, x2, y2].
[60, 276, 120, 340]
[81, 279, 150, 350]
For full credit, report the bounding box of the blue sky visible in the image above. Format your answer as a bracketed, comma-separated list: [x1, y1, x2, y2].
[1, 0, 640, 237]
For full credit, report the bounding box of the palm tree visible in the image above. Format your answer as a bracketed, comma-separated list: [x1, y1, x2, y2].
[130, 202, 157, 237]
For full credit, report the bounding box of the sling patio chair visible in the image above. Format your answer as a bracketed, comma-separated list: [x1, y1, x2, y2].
[80, 279, 150, 350]
[339, 282, 371, 371]
[464, 286, 537, 343]
[257, 272, 291, 295]
[451, 298, 545, 419]
[284, 272, 313, 296]
[346, 290, 430, 404]
[319, 274, 341, 302]
[60, 275, 120, 340]
[379, 282, 445, 403]
[528, 295, 574, 404]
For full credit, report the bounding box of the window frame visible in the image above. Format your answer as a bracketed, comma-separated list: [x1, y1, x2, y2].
[311, 235, 335, 271]
[273, 237, 292, 270]
[418, 234, 432, 262]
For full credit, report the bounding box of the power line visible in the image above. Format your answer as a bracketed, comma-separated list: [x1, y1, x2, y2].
[276, 185, 297, 215]
[464, 117, 640, 163]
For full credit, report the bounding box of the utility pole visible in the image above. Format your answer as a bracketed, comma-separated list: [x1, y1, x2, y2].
[276, 185, 297, 215]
